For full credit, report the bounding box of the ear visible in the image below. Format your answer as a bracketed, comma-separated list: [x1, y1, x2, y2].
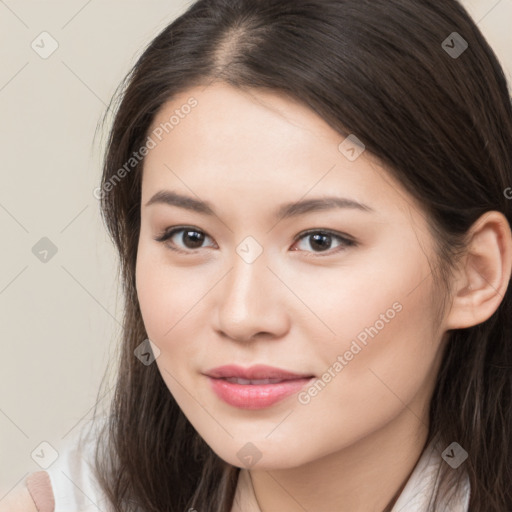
[445, 211, 512, 330]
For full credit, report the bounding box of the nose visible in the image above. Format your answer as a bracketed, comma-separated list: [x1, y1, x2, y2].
[214, 252, 290, 343]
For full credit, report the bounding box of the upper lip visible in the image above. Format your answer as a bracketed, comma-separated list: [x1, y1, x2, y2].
[203, 364, 315, 380]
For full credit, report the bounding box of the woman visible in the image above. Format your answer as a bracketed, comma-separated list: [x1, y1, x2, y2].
[7, 0, 512, 510]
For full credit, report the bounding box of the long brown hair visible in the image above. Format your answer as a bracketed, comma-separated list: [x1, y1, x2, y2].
[89, 1, 512, 510]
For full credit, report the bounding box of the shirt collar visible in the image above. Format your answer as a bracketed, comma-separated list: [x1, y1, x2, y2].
[391, 434, 470, 512]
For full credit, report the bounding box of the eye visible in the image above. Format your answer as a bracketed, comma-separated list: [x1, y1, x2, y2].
[291, 229, 357, 256]
[153, 226, 216, 254]
[154, 226, 357, 256]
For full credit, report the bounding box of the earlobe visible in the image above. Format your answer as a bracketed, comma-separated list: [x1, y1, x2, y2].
[445, 211, 512, 330]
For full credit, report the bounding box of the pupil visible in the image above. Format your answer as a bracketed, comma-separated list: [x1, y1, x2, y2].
[183, 230, 204, 248]
[311, 233, 331, 251]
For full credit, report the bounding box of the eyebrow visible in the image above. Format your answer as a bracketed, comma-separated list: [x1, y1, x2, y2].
[144, 190, 375, 219]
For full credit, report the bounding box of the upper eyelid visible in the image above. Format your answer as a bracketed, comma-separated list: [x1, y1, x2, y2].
[155, 226, 216, 244]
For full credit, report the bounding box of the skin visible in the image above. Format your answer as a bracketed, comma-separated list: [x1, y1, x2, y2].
[0, 486, 38, 512]
[135, 82, 511, 512]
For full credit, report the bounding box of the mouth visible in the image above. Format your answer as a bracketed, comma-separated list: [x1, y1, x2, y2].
[203, 364, 316, 409]
[204, 363, 315, 381]
[220, 377, 301, 385]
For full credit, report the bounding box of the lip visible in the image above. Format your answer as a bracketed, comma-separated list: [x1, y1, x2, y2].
[203, 365, 315, 410]
[204, 364, 314, 380]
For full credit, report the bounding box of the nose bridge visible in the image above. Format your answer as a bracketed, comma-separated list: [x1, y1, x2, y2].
[228, 249, 266, 303]
[215, 245, 288, 341]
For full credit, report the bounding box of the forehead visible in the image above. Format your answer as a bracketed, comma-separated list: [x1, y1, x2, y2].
[141, 83, 421, 223]
[146, 82, 341, 169]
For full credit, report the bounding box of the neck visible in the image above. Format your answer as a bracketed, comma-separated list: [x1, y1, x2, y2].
[248, 407, 430, 512]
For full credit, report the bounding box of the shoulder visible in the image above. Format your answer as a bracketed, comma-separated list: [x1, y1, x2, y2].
[0, 479, 41, 512]
[25, 471, 54, 512]
[1, 418, 110, 512]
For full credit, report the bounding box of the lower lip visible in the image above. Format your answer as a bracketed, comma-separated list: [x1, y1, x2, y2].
[207, 376, 314, 409]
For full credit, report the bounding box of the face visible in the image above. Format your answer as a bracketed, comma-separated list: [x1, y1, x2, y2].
[135, 82, 449, 469]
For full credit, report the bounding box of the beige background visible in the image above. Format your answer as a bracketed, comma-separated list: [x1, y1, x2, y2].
[0, 0, 511, 496]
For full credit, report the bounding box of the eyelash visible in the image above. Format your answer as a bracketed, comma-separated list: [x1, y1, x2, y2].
[153, 226, 358, 257]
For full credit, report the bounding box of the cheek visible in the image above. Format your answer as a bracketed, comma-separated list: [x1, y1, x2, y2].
[135, 259, 168, 340]
[311, 234, 436, 353]
[136, 260, 201, 404]
[302, 263, 439, 420]
[135, 245, 209, 369]
[295, 240, 441, 402]
[136, 243, 185, 343]
[281, 282, 441, 464]
[281, 251, 419, 351]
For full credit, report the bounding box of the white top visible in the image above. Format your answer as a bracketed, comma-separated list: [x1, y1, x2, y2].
[42, 419, 110, 512]
[31, 419, 470, 512]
